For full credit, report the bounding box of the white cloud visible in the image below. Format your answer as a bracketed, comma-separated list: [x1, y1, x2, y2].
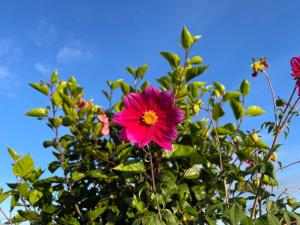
[57, 46, 92, 63]
[29, 19, 58, 46]
[0, 65, 10, 78]
[0, 65, 20, 97]
[35, 63, 52, 76]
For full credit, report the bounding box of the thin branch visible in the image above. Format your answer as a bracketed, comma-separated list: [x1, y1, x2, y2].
[147, 146, 162, 220]
[0, 207, 12, 225]
[277, 160, 300, 172]
[206, 108, 229, 204]
[263, 70, 278, 125]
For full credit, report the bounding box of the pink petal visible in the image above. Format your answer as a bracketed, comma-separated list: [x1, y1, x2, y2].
[141, 85, 160, 111]
[112, 109, 140, 126]
[159, 90, 174, 109]
[124, 93, 146, 112]
[101, 126, 110, 136]
[125, 123, 153, 148]
[167, 107, 185, 125]
[152, 125, 178, 150]
[119, 129, 129, 141]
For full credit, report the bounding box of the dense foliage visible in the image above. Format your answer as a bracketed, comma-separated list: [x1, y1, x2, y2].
[1, 27, 300, 225]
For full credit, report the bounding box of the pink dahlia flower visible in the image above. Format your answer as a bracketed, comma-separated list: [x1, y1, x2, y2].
[97, 113, 110, 136]
[112, 85, 184, 150]
[291, 56, 300, 78]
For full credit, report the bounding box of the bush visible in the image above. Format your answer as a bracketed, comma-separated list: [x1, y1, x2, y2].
[1, 27, 300, 225]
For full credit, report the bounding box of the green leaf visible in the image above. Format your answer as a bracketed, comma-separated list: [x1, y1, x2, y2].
[181, 26, 193, 50]
[212, 103, 225, 121]
[120, 82, 131, 94]
[13, 155, 34, 177]
[205, 216, 217, 225]
[29, 190, 43, 204]
[132, 195, 146, 213]
[223, 91, 241, 101]
[188, 82, 200, 98]
[0, 192, 10, 203]
[18, 181, 29, 196]
[230, 100, 244, 120]
[246, 106, 265, 116]
[87, 206, 106, 222]
[213, 82, 226, 95]
[229, 204, 240, 225]
[136, 64, 149, 79]
[51, 92, 63, 107]
[184, 165, 201, 179]
[173, 144, 197, 157]
[111, 79, 123, 89]
[71, 171, 86, 181]
[186, 66, 208, 82]
[191, 185, 206, 201]
[265, 162, 275, 178]
[283, 211, 291, 225]
[29, 83, 49, 96]
[157, 76, 172, 90]
[190, 56, 203, 64]
[267, 214, 280, 225]
[51, 70, 59, 83]
[126, 66, 135, 75]
[241, 216, 254, 225]
[113, 161, 146, 173]
[160, 52, 180, 68]
[7, 147, 20, 161]
[240, 79, 250, 96]
[25, 108, 48, 118]
[60, 217, 80, 225]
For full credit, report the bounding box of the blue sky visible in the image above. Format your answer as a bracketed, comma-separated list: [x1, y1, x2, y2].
[1, 0, 300, 220]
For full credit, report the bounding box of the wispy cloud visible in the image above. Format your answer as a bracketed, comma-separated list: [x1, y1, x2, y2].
[28, 19, 58, 46]
[57, 45, 93, 63]
[35, 63, 52, 76]
[0, 39, 21, 63]
[0, 64, 20, 97]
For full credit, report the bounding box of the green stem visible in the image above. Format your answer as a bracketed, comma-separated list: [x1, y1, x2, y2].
[148, 146, 162, 220]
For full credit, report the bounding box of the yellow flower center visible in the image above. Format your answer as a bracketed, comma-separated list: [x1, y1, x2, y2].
[142, 110, 158, 126]
[251, 61, 265, 72]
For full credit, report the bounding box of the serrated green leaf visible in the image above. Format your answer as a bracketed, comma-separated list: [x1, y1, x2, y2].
[29, 83, 49, 96]
[181, 26, 193, 50]
[51, 70, 59, 83]
[190, 56, 203, 64]
[212, 103, 225, 121]
[240, 79, 250, 96]
[184, 165, 201, 179]
[113, 162, 146, 173]
[213, 82, 226, 95]
[246, 106, 265, 116]
[7, 147, 20, 161]
[173, 144, 196, 157]
[223, 91, 241, 101]
[25, 108, 48, 117]
[13, 155, 34, 177]
[136, 65, 148, 79]
[186, 66, 208, 82]
[160, 52, 180, 68]
[230, 100, 244, 120]
[29, 190, 43, 205]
